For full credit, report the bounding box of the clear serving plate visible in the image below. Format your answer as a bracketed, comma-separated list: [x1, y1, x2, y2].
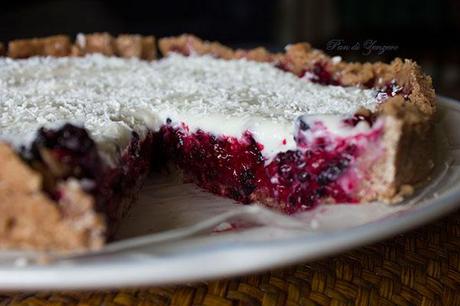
[0, 96, 458, 290]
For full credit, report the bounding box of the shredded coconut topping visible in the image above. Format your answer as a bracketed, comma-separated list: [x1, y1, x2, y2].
[0, 53, 378, 161]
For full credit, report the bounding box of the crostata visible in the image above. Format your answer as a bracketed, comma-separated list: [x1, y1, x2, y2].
[0, 33, 435, 251]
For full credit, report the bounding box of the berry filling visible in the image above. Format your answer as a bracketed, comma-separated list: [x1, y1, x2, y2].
[159, 116, 384, 214]
[159, 125, 264, 204]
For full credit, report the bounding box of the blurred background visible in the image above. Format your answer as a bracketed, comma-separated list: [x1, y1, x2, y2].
[0, 0, 459, 98]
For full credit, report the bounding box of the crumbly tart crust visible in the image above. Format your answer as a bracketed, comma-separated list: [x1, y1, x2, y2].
[0, 33, 436, 251]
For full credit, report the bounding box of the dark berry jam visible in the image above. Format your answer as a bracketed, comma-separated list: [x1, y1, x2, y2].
[158, 122, 375, 214]
[262, 138, 358, 213]
[160, 125, 265, 203]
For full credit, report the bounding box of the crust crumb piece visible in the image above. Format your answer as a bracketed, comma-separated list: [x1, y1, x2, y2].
[336, 62, 375, 86]
[281, 43, 330, 76]
[159, 34, 235, 59]
[114, 34, 156, 60]
[73, 32, 114, 56]
[234, 47, 282, 63]
[141, 36, 157, 60]
[115, 34, 143, 58]
[398, 184, 415, 198]
[7, 35, 71, 58]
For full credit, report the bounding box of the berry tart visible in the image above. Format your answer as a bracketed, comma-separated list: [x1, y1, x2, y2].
[0, 33, 435, 251]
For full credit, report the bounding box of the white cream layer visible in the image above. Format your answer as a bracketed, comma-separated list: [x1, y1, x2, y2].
[0, 53, 379, 163]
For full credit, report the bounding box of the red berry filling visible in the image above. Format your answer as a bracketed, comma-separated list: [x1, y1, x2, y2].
[160, 125, 264, 203]
[159, 117, 384, 214]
